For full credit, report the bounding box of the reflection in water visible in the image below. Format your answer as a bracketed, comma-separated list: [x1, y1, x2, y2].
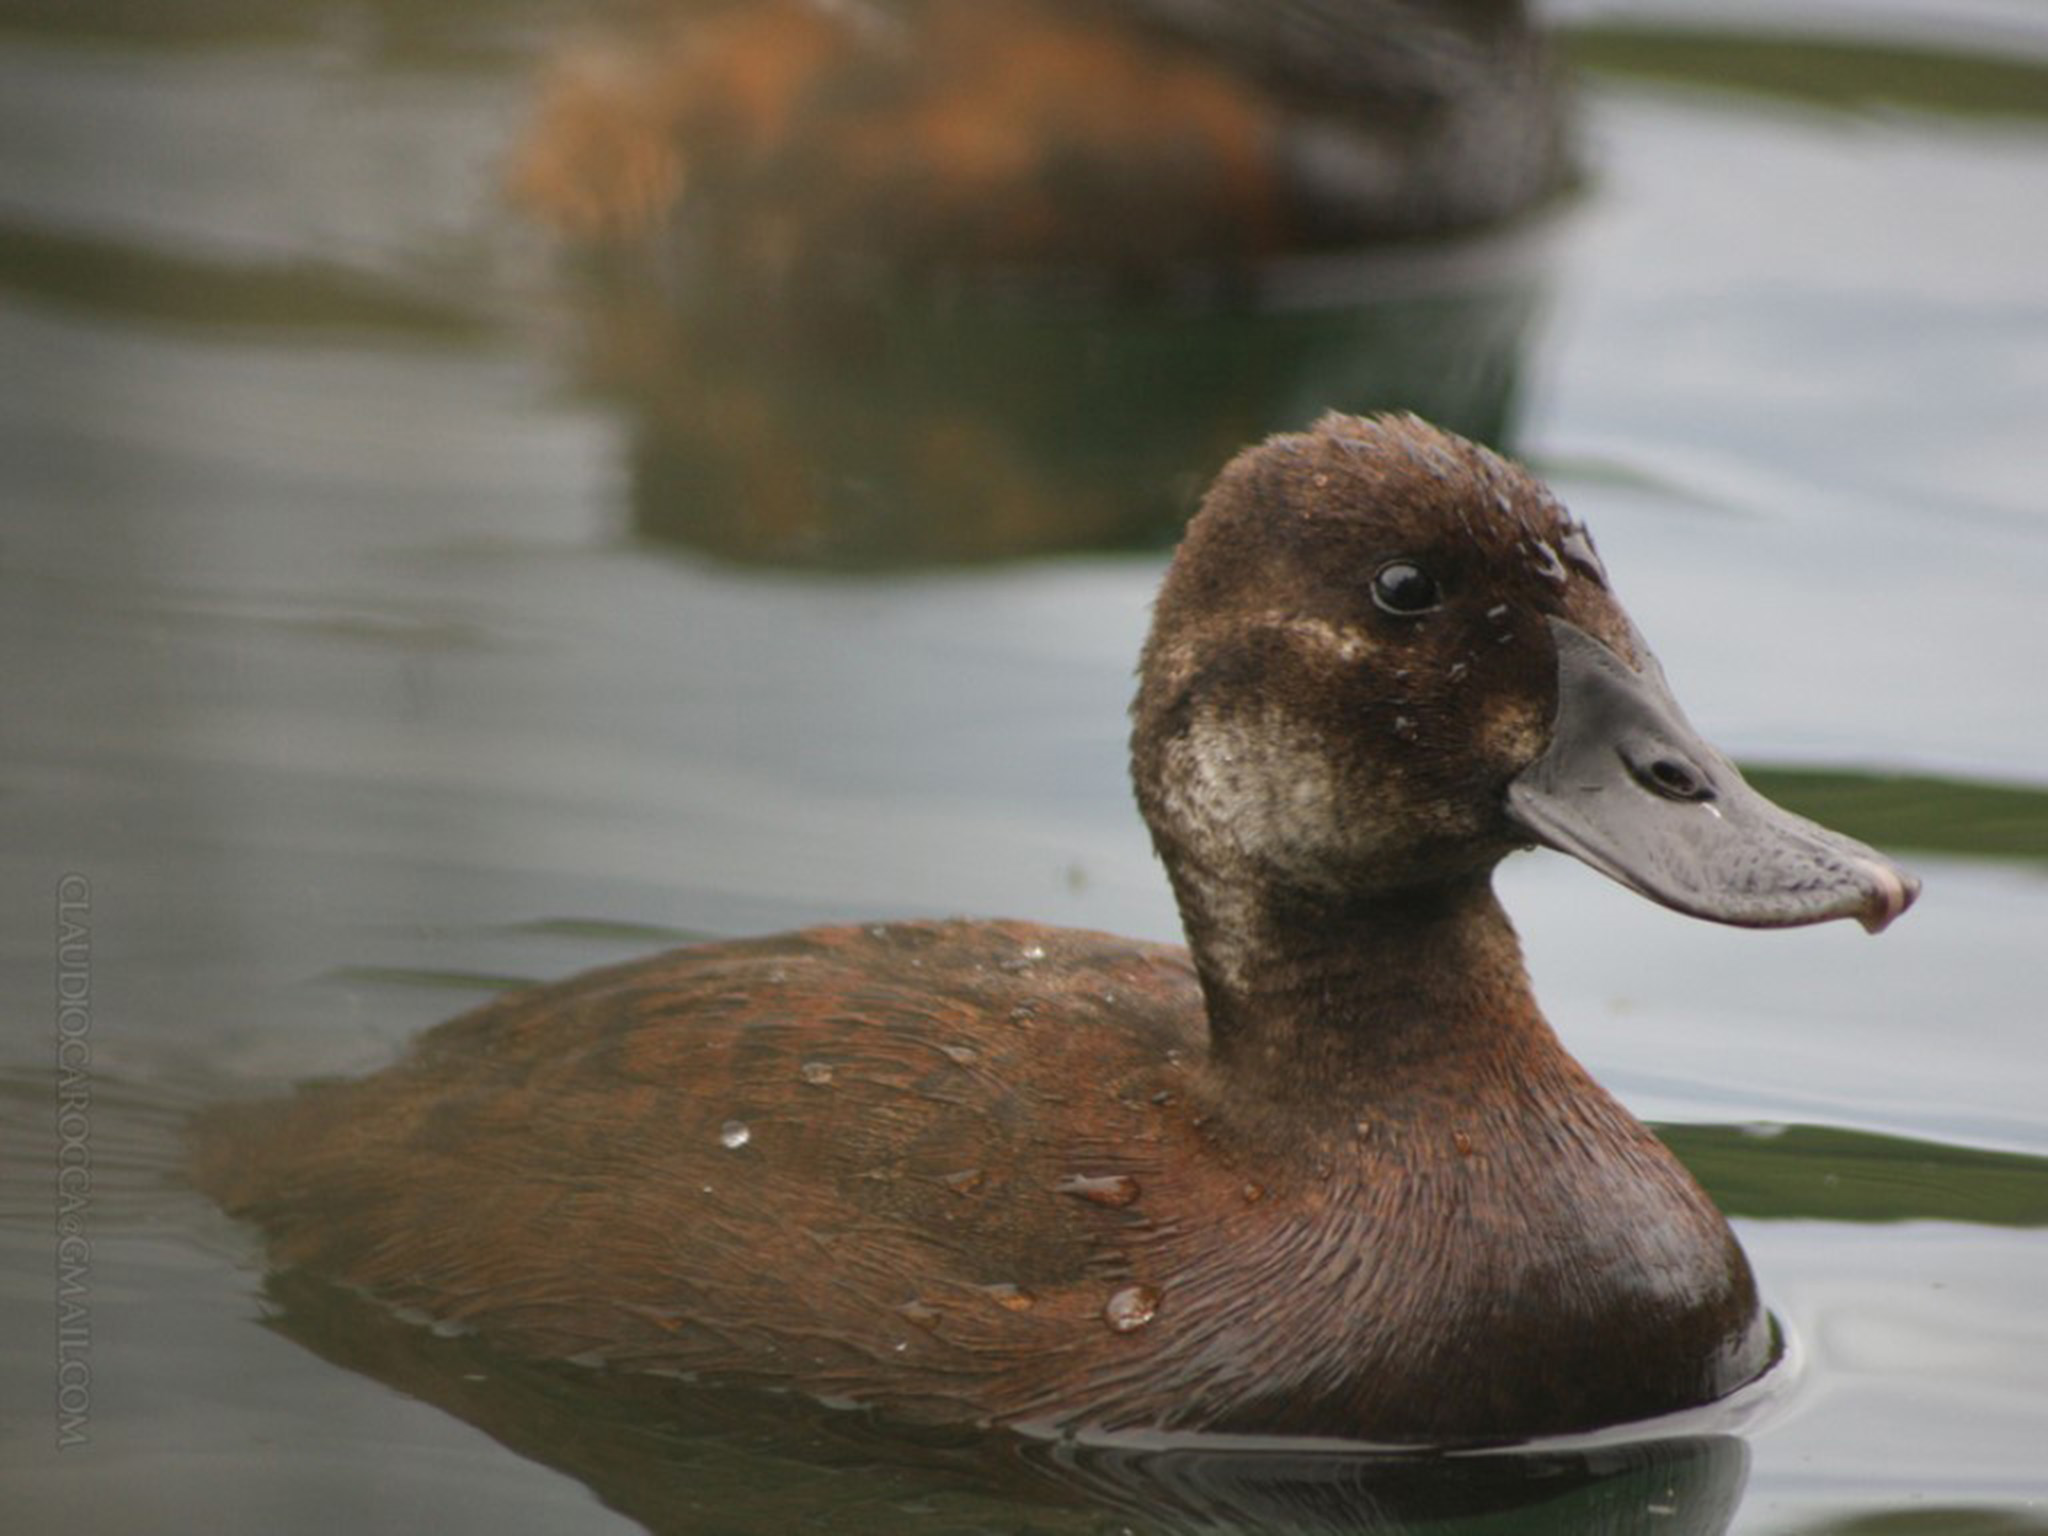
[1745, 768, 2048, 869]
[257, 1266, 1748, 1536]
[596, 245, 1550, 566]
[1567, 24, 2048, 121]
[1047, 1432, 1748, 1536]
[1665, 1123, 2048, 1228]
[1779, 1508, 2048, 1536]
[0, 223, 491, 339]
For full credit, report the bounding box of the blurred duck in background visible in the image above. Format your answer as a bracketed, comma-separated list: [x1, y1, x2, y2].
[510, 0, 1571, 282]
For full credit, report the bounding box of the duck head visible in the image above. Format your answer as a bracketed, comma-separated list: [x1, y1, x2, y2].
[1131, 414, 1916, 1015]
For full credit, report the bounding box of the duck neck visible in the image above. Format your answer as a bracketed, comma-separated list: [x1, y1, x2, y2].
[1172, 862, 1560, 1108]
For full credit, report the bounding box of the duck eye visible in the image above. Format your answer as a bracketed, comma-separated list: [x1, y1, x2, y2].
[1372, 560, 1442, 616]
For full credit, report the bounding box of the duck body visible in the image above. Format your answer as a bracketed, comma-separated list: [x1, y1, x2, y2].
[195, 416, 1914, 1443]
[198, 917, 1760, 1440]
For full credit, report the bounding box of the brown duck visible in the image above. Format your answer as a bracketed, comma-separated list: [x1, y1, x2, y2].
[194, 415, 1916, 1443]
[508, 0, 1570, 274]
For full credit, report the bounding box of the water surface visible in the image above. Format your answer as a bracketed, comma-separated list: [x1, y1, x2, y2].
[3, 2, 2045, 1531]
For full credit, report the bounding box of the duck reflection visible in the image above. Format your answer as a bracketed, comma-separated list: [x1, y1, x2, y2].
[509, 0, 1570, 567]
[260, 1267, 1748, 1536]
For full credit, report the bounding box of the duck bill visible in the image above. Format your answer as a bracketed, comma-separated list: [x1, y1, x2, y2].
[1506, 617, 1918, 934]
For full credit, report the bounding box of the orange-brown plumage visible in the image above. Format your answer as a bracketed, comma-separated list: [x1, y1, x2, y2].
[194, 917, 1757, 1438]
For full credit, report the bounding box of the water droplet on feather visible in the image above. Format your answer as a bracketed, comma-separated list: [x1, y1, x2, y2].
[982, 1283, 1037, 1312]
[999, 943, 1049, 972]
[1057, 1173, 1141, 1208]
[1104, 1285, 1162, 1332]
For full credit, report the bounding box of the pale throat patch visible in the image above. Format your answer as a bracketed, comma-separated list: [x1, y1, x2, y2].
[1163, 702, 1403, 887]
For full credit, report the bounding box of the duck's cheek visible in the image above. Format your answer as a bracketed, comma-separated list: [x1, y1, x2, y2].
[1161, 708, 1433, 886]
